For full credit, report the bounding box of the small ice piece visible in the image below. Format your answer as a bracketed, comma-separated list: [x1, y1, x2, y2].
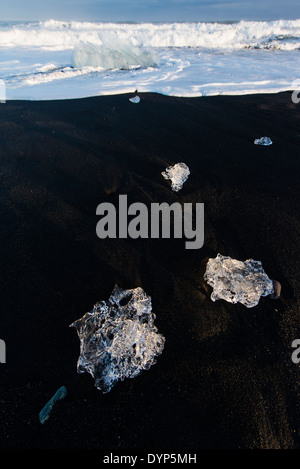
[203, 253, 274, 308]
[70, 285, 165, 394]
[129, 95, 140, 103]
[39, 386, 67, 424]
[254, 136, 273, 146]
[161, 162, 190, 192]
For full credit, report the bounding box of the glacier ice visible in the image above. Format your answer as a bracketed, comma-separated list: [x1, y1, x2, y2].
[39, 386, 67, 424]
[72, 39, 158, 70]
[129, 95, 140, 103]
[204, 253, 275, 308]
[254, 136, 273, 146]
[161, 162, 190, 192]
[70, 285, 165, 393]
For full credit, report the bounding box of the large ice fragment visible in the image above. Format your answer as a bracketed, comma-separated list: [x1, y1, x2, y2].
[162, 162, 190, 192]
[70, 285, 165, 393]
[204, 253, 274, 308]
[254, 136, 273, 146]
[72, 38, 158, 70]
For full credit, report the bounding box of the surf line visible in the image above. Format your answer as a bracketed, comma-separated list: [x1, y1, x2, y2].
[96, 194, 204, 249]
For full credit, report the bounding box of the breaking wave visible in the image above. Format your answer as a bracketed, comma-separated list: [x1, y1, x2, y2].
[0, 19, 299, 51]
[1, 19, 300, 100]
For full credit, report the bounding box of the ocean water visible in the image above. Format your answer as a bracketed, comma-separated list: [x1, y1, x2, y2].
[0, 19, 300, 100]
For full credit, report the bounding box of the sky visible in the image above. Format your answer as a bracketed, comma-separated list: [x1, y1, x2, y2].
[1, 0, 300, 22]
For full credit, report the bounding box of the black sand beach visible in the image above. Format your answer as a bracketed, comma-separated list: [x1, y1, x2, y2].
[0, 91, 299, 450]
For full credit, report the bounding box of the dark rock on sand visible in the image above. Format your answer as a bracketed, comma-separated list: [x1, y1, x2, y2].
[269, 280, 282, 299]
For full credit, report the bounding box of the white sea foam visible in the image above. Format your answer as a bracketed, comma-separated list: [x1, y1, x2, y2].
[0, 19, 299, 100]
[0, 19, 299, 50]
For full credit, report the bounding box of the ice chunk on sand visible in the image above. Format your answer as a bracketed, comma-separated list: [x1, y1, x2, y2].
[70, 285, 165, 393]
[161, 162, 190, 192]
[204, 253, 274, 308]
[39, 386, 67, 424]
[254, 136, 273, 146]
[129, 95, 140, 103]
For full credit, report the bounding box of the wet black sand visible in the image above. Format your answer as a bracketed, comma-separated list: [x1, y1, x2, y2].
[0, 91, 299, 451]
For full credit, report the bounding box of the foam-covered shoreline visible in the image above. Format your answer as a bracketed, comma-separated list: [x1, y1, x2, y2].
[1, 19, 300, 100]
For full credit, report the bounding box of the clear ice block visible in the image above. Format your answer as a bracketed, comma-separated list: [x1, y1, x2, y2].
[254, 136, 273, 146]
[161, 162, 190, 192]
[204, 253, 274, 308]
[70, 285, 165, 393]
